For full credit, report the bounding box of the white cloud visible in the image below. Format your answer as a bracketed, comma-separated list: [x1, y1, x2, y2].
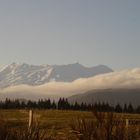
[0, 68, 140, 99]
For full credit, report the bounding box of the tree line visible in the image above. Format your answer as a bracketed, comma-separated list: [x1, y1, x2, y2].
[0, 98, 140, 114]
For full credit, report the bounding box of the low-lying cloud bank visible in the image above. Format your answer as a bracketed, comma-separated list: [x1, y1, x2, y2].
[0, 68, 140, 99]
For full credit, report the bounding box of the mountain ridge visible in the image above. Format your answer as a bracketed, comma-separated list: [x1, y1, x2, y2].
[68, 88, 140, 106]
[0, 62, 113, 88]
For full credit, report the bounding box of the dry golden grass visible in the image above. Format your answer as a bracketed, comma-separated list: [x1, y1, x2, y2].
[0, 110, 139, 140]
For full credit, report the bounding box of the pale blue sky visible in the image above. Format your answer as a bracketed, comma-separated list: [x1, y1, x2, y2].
[0, 0, 140, 70]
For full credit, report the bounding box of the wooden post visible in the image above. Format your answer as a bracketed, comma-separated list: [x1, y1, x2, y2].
[29, 110, 33, 129]
[126, 119, 129, 140]
[126, 119, 129, 128]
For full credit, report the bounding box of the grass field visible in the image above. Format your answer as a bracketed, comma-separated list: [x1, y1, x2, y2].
[0, 109, 140, 140]
[0, 109, 140, 130]
[0, 110, 93, 130]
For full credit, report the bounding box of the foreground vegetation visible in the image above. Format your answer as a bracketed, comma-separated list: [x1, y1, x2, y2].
[0, 110, 140, 140]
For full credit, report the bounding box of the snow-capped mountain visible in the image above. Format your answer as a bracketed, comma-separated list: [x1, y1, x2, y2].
[0, 63, 113, 88]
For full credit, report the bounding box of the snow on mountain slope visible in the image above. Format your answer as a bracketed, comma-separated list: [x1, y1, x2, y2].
[0, 63, 113, 88]
[0, 63, 53, 88]
[0, 68, 140, 101]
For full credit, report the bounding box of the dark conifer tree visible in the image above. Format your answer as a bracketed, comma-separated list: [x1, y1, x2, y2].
[127, 103, 134, 113]
[115, 104, 122, 113]
[123, 104, 128, 113]
[51, 100, 57, 109]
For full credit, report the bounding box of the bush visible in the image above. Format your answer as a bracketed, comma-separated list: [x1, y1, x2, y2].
[70, 111, 140, 140]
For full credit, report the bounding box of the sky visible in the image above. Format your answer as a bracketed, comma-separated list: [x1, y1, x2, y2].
[0, 0, 140, 70]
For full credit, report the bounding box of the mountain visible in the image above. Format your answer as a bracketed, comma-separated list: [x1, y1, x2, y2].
[51, 63, 113, 82]
[68, 88, 140, 106]
[0, 63, 113, 88]
[0, 67, 140, 102]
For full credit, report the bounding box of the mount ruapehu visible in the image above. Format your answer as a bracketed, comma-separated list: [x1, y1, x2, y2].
[0, 63, 140, 106]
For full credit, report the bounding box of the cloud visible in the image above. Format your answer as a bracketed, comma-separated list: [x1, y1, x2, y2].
[0, 68, 140, 99]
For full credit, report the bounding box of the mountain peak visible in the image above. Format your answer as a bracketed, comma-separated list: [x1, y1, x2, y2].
[93, 65, 113, 72]
[67, 62, 84, 67]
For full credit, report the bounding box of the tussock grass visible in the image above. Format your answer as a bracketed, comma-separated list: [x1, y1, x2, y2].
[70, 111, 140, 140]
[0, 110, 139, 140]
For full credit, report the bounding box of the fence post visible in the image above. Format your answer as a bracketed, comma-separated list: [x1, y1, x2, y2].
[125, 119, 129, 128]
[29, 110, 33, 129]
[125, 119, 129, 140]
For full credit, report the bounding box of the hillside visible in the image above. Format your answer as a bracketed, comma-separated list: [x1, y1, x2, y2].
[68, 88, 140, 106]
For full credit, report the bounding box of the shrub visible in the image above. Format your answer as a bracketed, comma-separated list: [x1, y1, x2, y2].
[70, 111, 140, 140]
